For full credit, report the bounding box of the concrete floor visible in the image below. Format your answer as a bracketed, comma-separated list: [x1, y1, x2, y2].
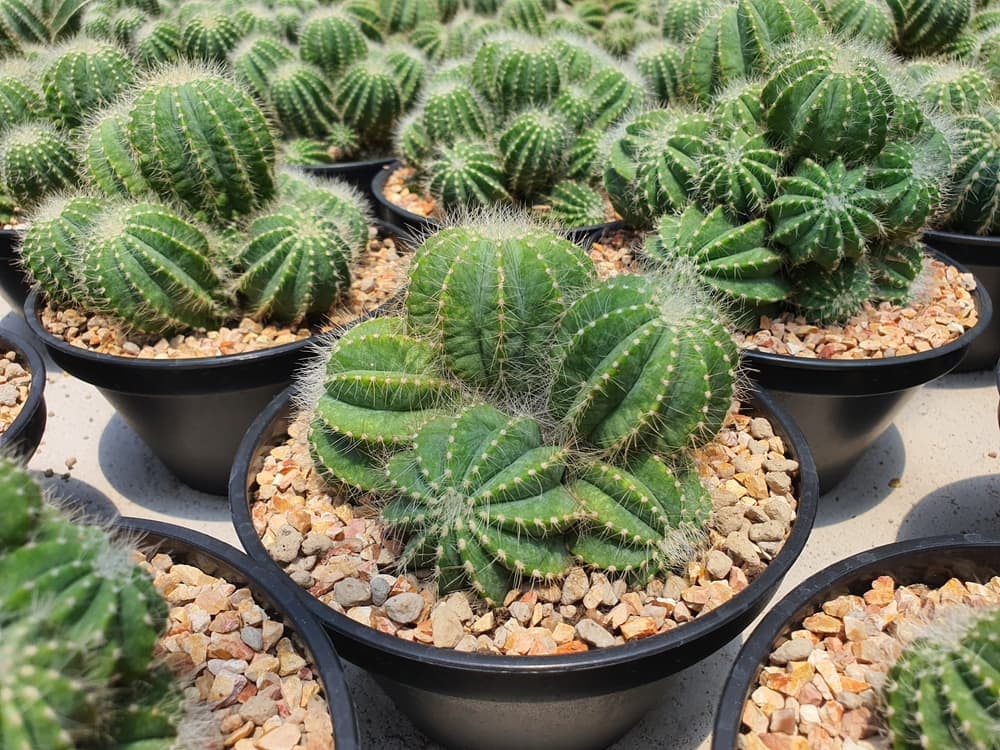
[6, 305, 999, 750]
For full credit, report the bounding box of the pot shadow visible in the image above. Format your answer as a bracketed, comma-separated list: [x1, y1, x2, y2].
[97, 413, 229, 520]
[926, 369, 992, 391]
[38, 473, 119, 523]
[894, 475, 1000, 541]
[812, 425, 906, 528]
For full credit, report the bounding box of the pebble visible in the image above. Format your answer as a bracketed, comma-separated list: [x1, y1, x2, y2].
[385, 592, 425, 624]
[334, 577, 371, 608]
[575, 618, 616, 648]
[0, 350, 29, 434]
[270, 525, 303, 563]
[431, 606, 465, 649]
[370, 574, 396, 606]
[705, 550, 734, 580]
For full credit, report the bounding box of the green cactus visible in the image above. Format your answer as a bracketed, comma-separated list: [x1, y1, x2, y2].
[565, 127, 601, 181]
[661, 0, 715, 42]
[884, 606, 1000, 750]
[396, 112, 432, 166]
[937, 105, 1000, 235]
[110, 6, 148, 47]
[761, 42, 895, 164]
[383, 404, 578, 605]
[82, 200, 229, 335]
[405, 220, 595, 392]
[282, 137, 335, 165]
[698, 127, 782, 219]
[498, 108, 571, 197]
[308, 316, 461, 492]
[768, 157, 881, 270]
[127, 64, 276, 223]
[552, 83, 592, 133]
[231, 3, 282, 37]
[864, 139, 944, 242]
[380, 0, 437, 33]
[711, 78, 767, 136]
[181, 9, 244, 61]
[498, 0, 547, 33]
[789, 257, 872, 321]
[550, 34, 602, 83]
[548, 273, 738, 455]
[299, 8, 368, 78]
[275, 169, 369, 248]
[230, 34, 296, 101]
[21, 194, 108, 305]
[426, 140, 510, 209]
[332, 52, 405, 147]
[544, 179, 606, 227]
[472, 33, 562, 115]
[632, 38, 685, 105]
[0, 122, 79, 208]
[570, 455, 711, 579]
[0, 0, 50, 50]
[911, 62, 992, 115]
[266, 62, 339, 140]
[0, 69, 41, 126]
[384, 43, 426, 108]
[422, 78, 493, 143]
[645, 205, 789, 312]
[341, 0, 385, 41]
[41, 39, 137, 130]
[886, 0, 973, 55]
[823, 0, 895, 43]
[133, 19, 182, 67]
[582, 65, 647, 131]
[869, 240, 924, 302]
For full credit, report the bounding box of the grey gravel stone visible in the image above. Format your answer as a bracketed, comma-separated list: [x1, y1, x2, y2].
[724, 531, 761, 566]
[370, 574, 396, 606]
[714, 505, 747, 535]
[764, 457, 799, 473]
[763, 497, 795, 526]
[385, 592, 424, 624]
[240, 625, 263, 651]
[749, 417, 774, 439]
[270, 525, 303, 563]
[239, 695, 277, 725]
[0, 384, 17, 406]
[431, 605, 464, 648]
[334, 577, 371, 608]
[289, 568, 313, 588]
[575, 617, 616, 648]
[748, 519, 786, 543]
[765, 471, 792, 495]
[508, 601, 532, 625]
[561, 567, 589, 604]
[300, 531, 334, 556]
[769, 637, 813, 666]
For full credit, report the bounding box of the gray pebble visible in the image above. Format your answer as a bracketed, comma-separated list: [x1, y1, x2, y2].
[508, 601, 532, 625]
[749, 417, 774, 439]
[385, 592, 425, 624]
[3, 362, 24, 378]
[769, 637, 813, 666]
[575, 617, 616, 648]
[289, 568, 314, 588]
[370, 574, 396, 606]
[764, 457, 799, 473]
[239, 695, 277, 725]
[270, 524, 303, 563]
[714, 505, 746, 535]
[763, 496, 795, 525]
[561, 567, 589, 605]
[724, 531, 761, 566]
[0, 384, 17, 406]
[301, 531, 334, 556]
[765, 471, 792, 495]
[748, 519, 786, 543]
[334, 577, 371, 608]
[240, 625, 263, 650]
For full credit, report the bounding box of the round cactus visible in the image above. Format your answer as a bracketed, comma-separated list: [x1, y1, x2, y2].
[865, 138, 944, 241]
[266, 62, 339, 140]
[472, 33, 562, 115]
[384, 43, 426, 108]
[937, 106, 1000, 235]
[405, 220, 595, 392]
[426, 140, 510, 209]
[661, 0, 715, 42]
[230, 35, 296, 101]
[0, 122, 79, 208]
[127, 64, 276, 223]
[761, 42, 895, 164]
[911, 62, 992, 115]
[133, 19, 182, 67]
[82, 104, 150, 199]
[0, 0, 50, 50]
[583, 65, 648, 131]
[308, 316, 461, 492]
[632, 38, 685, 105]
[282, 137, 334, 166]
[790, 257, 873, 321]
[869, 240, 924, 302]
[332, 53, 405, 147]
[711, 78, 766, 137]
[341, 0, 385, 41]
[544, 179, 606, 228]
[698, 127, 782, 219]
[181, 10, 244, 61]
[231, 3, 283, 37]
[823, 0, 895, 43]
[83, 200, 229, 334]
[886, 0, 973, 55]
[498, 108, 571, 197]
[383, 404, 578, 605]
[768, 157, 881, 269]
[565, 127, 602, 181]
[396, 112, 432, 166]
[498, 0, 547, 33]
[40, 39, 138, 130]
[299, 8, 368, 78]
[110, 6, 148, 47]
[380, 0, 438, 33]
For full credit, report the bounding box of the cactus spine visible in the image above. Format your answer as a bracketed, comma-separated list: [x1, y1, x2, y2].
[426, 140, 510, 208]
[266, 62, 339, 140]
[299, 8, 368, 78]
[82, 105, 150, 199]
[0, 122, 79, 208]
[886, 0, 973, 55]
[698, 127, 782, 219]
[789, 257, 873, 321]
[332, 52, 405, 147]
[40, 39, 137, 129]
[498, 108, 571, 197]
[937, 106, 1000, 235]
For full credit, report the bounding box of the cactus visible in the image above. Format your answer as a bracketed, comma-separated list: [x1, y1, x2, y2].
[632, 38, 685, 105]
[768, 157, 881, 270]
[332, 52, 405, 147]
[299, 8, 368, 78]
[570, 455, 711, 579]
[82, 200, 229, 334]
[498, 108, 571, 197]
[910, 62, 992, 115]
[384, 43, 426, 108]
[21, 194, 109, 305]
[266, 62, 339, 139]
[937, 106, 1000, 235]
[883, 607, 1000, 750]
[275, 169, 369, 248]
[231, 3, 282, 37]
[761, 42, 895, 164]
[127, 64, 275, 223]
[823, 0, 895, 43]
[789, 257, 872, 321]
[0, 122, 79, 208]
[426, 140, 510, 209]
[712, 78, 767, 136]
[230, 34, 296, 101]
[383, 404, 578, 605]
[0, 69, 41, 126]
[397, 111, 432, 166]
[864, 138, 944, 241]
[0, 0, 49, 50]
[544, 179, 606, 227]
[698, 127, 782, 219]
[40, 39, 137, 130]
[548, 273, 738, 455]
[405, 220, 595, 392]
[110, 6, 148, 47]
[341, 0, 385, 41]
[645, 205, 789, 312]
[661, 0, 715, 42]
[565, 127, 601, 180]
[380, 0, 437, 33]
[886, 0, 973, 55]
[181, 10, 244, 62]
[869, 240, 924, 302]
[472, 33, 562, 115]
[133, 19, 182, 67]
[282, 137, 336, 165]
[498, 0, 547, 34]
[82, 104, 150, 199]
[308, 316, 461, 492]
[583, 65, 648, 131]
[422, 78, 492, 143]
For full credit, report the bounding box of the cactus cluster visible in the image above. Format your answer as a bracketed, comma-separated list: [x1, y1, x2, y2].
[0, 457, 200, 749]
[303, 214, 741, 605]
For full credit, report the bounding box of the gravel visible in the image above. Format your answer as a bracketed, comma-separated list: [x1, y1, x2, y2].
[0, 350, 29, 433]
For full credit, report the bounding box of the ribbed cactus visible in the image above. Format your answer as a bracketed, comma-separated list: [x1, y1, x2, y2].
[870, 240, 924, 302]
[472, 34, 562, 115]
[911, 62, 992, 115]
[308, 316, 461, 492]
[768, 157, 881, 269]
[181, 9, 244, 61]
[498, 108, 570, 197]
[230, 35, 296, 101]
[565, 127, 601, 180]
[267, 62, 339, 139]
[0, 122, 79, 208]
[405, 220, 595, 392]
[544, 179, 606, 227]
[864, 139, 944, 241]
[83, 200, 228, 335]
[380, 0, 437, 33]
[698, 128, 782, 219]
[498, 0, 547, 33]
[299, 8, 368, 78]
[884, 606, 1000, 750]
[645, 205, 789, 312]
[83, 105, 150, 199]
[762, 42, 895, 163]
[342, 0, 385, 41]
[426, 140, 510, 208]
[661, 0, 715, 42]
[421, 78, 491, 142]
[127, 64, 275, 223]
[384, 44, 426, 108]
[0, 69, 41, 126]
[886, 0, 973, 55]
[231, 4, 282, 38]
[282, 137, 335, 165]
[548, 274, 738, 456]
[632, 38, 685, 105]
[937, 106, 1000, 235]
[790, 258, 873, 321]
[583, 65, 647, 131]
[332, 53, 405, 147]
[133, 19, 182, 67]
[41, 39, 137, 129]
[110, 6, 147, 47]
[570, 456, 711, 579]
[823, 0, 895, 43]
[0, 0, 48, 51]
[396, 112, 432, 166]
[383, 404, 578, 605]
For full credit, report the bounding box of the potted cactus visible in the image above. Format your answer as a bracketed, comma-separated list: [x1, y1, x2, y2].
[229, 213, 820, 750]
[713, 533, 1000, 750]
[21, 62, 411, 494]
[0, 454, 360, 749]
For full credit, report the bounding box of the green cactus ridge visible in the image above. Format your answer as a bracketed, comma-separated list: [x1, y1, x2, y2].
[83, 105, 150, 200]
[698, 127, 782, 219]
[870, 240, 924, 302]
[384, 44, 426, 109]
[84, 201, 228, 335]
[768, 157, 882, 270]
[0, 122, 79, 208]
[397, 112, 432, 167]
[421, 79, 491, 143]
[565, 127, 601, 181]
[41, 39, 137, 130]
[282, 137, 334, 166]
[111, 7, 147, 48]
[632, 39, 685, 105]
[790, 258, 873, 322]
[583, 66, 647, 132]
[332, 55, 405, 147]
[824, 0, 894, 43]
[0, 0, 49, 51]
[380, 0, 438, 34]
[548, 273, 738, 456]
[426, 140, 510, 209]
[913, 63, 992, 115]
[498, 0, 547, 34]
[267, 62, 339, 140]
[133, 19, 182, 67]
[570, 456, 711, 579]
[884, 606, 1000, 750]
[473, 34, 562, 115]
[887, 0, 973, 56]
[544, 179, 606, 228]
[761, 44, 894, 164]
[498, 108, 571, 198]
[865, 139, 943, 242]
[0, 72, 42, 127]
[299, 7, 368, 78]
[937, 106, 1000, 235]
[645, 205, 789, 307]
[230, 35, 296, 101]
[127, 65, 276, 223]
[405, 221, 596, 392]
[308, 316, 461, 492]
[384, 404, 578, 604]
[661, 0, 715, 42]
[0, 454, 43, 548]
[21, 194, 109, 306]
[181, 10, 244, 62]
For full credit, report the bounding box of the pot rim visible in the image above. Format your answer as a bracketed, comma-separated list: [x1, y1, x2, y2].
[711, 533, 1000, 750]
[115, 515, 361, 750]
[230, 384, 820, 678]
[0, 326, 45, 451]
[923, 227, 1000, 249]
[299, 155, 397, 172]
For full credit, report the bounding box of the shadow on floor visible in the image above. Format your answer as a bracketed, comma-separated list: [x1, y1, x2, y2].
[926, 369, 992, 391]
[40, 472, 119, 523]
[895, 474, 1000, 541]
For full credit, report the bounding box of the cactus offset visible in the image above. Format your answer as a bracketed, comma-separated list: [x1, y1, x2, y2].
[0, 122, 79, 208]
[698, 127, 782, 219]
[869, 240, 924, 303]
[421, 78, 492, 143]
[711, 78, 766, 137]
[823, 0, 894, 43]
[789, 258, 873, 321]
[498, 0, 547, 34]
[266, 62, 339, 140]
[82, 104, 150, 199]
[632, 39, 685, 105]
[426, 140, 510, 209]
[886, 0, 973, 55]
[181, 9, 244, 62]
[544, 179, 606, 228]
[582, 64, 648, 131]
[380, 0, 437, 33]
[133, 19, 182, 67]
[911, 62, 992, 115]
[661, 0, 715, 42]
[865, 138, 944, 242]
[0, 69, 41, 126]
[472, 33, 562, 115]
[299, 7, 368, 78]
[41, 39, 137, 129]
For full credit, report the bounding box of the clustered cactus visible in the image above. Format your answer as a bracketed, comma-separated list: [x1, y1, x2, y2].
[0, 457, 202, 748]
[303, 214, 740, 605]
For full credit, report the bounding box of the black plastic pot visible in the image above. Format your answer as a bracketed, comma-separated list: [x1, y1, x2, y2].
[116, 516, 361, 750]
[712, 533, 1000, 750]
[22, 221, 406, 495]
[0, 326, 46, 461]
[922, 228, 1000, 371]
[0, 228, 31, 316]
[298, 155, 395, 199]
[230, 387, 820, 750]
[371, 160, 624, 246]
[742, 252, 992, 494]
